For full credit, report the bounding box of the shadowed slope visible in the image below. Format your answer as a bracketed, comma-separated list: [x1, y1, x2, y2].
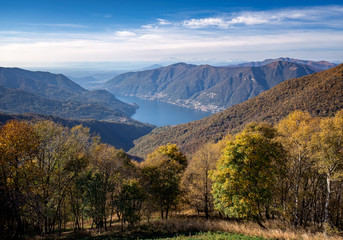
[0, 112, 154, 151]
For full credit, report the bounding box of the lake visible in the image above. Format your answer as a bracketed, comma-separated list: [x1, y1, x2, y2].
[116, 95, 212, 127]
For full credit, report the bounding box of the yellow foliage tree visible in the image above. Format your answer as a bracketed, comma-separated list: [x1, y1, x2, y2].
[141, 143, 187, 219]
[277, 111, 319, 226]
[212, 123, 283, 227]
[182, 138, 227, 218]
[0, 120, 40, 237]
[311, 110, 343, 237]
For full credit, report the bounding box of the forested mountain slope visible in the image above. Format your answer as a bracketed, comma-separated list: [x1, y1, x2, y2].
[105, 61, 317, 112]
[129, 64, 343, 158]
[0, 86, 132, 121]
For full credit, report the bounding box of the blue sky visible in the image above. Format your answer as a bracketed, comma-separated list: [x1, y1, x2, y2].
[1, 0, 343, 69]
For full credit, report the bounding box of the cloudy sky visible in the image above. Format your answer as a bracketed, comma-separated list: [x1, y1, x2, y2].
[1, 0, 343, 70]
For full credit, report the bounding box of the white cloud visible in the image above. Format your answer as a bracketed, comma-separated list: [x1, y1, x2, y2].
[182, 14, 277, 29]
[183, 18, 230, 29]
[115, 31, 136, 37]
[158, 18, 172, 25]
[141, 24, 158, 29]
[181, 6, 343, 29]
[139, 34, 161, 40]
[230, 16, 269, 25]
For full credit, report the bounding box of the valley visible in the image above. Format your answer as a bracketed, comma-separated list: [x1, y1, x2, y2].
[1, 58, 342, 240]
[2, 1, 343, 239]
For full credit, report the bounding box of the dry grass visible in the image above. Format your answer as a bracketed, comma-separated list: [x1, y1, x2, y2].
[147, 218, 343, 240]
[31, 217, 343, 240]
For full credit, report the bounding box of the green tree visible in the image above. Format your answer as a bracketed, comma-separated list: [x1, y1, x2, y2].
[141, 143, 187, 220]
[116, 179, 145, 228]
[60, 124, 96, 232]
[79, 143, 134, 230]
[212, 123, 283, 227]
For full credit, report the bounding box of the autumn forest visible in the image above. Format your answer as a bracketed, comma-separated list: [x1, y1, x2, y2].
[1, 110, 343, 239]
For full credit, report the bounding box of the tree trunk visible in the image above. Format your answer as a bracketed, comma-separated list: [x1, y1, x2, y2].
[204, 193, 209, 220]
[110, 192, 115, 227]
[253, 215, 266, 229]
[324, 173, 331, 239]
[265, 205, 270, 220]
[294, 184, 299, 227]
[335, 183, 341, 227]
[205, 170, 209, 219]
[165, 205, 169, 220]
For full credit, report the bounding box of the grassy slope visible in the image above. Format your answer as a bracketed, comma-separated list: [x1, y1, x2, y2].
[149, 232, 267, 240]
[55, 218, 342, 240]
[129, 64, 343, 158]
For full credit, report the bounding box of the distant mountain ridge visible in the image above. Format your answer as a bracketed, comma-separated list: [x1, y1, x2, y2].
[129, 63, 343, 158]
[104, 60, 320, 112]
[0, 67, 137, 119]
[0, 67, 85, 100]
[234, 57, 337, 70]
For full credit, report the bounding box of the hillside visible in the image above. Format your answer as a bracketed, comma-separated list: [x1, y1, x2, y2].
[0, 67, 85, 100]
[129, 64, 343, 158]
[0, 112, 154, 151]
[0, 86, 135, 121]
[0, 67, 136, 117]
[105, 61, 317, 112]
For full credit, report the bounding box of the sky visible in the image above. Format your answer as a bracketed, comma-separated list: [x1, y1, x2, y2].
[1, 0, 343, 70]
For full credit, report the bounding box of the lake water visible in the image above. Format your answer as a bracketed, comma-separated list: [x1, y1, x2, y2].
[116, 95, 212, 127]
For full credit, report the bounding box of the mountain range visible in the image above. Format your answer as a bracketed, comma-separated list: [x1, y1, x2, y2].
[104, 59, 326, 112]
[129, 63, 343, 158]
[234, 57, 337, 70]
[0, 67, 137, 120]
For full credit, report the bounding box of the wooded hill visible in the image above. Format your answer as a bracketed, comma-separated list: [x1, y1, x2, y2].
[129, 63, 343, 158]
[105, 61, 318, 112]
[0, 67, 137, 119]
[0, 86, 131, 121]
[0, 112, 154, 151]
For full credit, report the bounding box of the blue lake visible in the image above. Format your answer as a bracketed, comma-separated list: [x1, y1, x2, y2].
[116, 95, 212, 127]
